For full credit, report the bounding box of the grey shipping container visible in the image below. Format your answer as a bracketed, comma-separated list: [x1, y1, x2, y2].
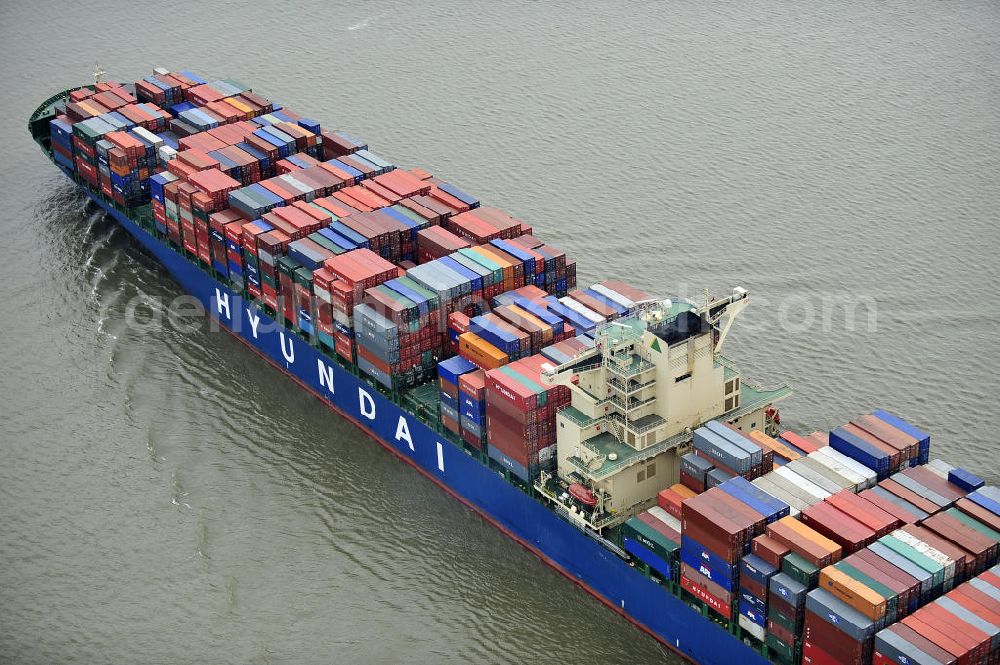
[805, 588, 877, 642]
[785, 459, 845, 495]
[692, 427, 752, 473]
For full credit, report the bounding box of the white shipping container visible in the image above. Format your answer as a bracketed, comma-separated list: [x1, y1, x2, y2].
[773, 465, 830, 504]
[591, 283, 636, 310]
[559, 296, 604, 323]
[647, 506, 682, 533]
[925, 458, 956, 479]
[890, 530, 957, 584]
[785, 460, 842, 495]
[812, 446, 877, 489]
[753, 474, 809, 513]
[806, 450, 865, 491]
[738, 614, 766, 642]
[131, 126, 164, 148]
[799, 454, 857, 492]
[158, 145, 177, 163]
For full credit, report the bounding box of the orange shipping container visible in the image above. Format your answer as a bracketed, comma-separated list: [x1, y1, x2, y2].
[671, 483, 697, 499]
[766, 516, 843, 567]
[658, 484, 697, 518]
[458, 332, 508, 370]
[749, 430, 801, 462]
[818, 566, 887, 620]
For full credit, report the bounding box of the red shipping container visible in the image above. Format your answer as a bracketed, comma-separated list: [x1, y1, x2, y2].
[741, 575, 767, 601]
[801, 501, 876, 553]
[680, 565, 732, 619]
[766, 617, 796, 645]
[568, 290, 618, 319]
[860, 488, 923, 525]
[427, 185, 471, 213]
[902, 466, 967, 504]
[910, 518, 986, 578]
[901, 614, 969, 664]
[886, 623, 958, 665]
[947, 586, 1000, 635]
[842, 422, 904, 470]
[342, 184, 390, 210]
[955, 497, 1000, 535]
[360, 179, 402, 204]
[766, 517, 842, 567]
[681, 513, 752, 562]
[334, 334, 354, 363]
[657, 487, 686, 519]
[842, 552, 911, 618]
[374, 169, 430, 198]
[824, 489, 902, 538]
[854, 548, 921, 611]
[953, 580, 1000, 615]
[461, 427, 483, 451]
[637, 512, 680, 544]
[803, 612, 870, 665]
[852, 414, 920, 462]
[194, 220, 212, 264]
[752, 534, 790, 568]
[878, 478, 942, 515]
[679, 471, 704, 495]
[410, 194, 458, 220]
[925, 601, 991, 663]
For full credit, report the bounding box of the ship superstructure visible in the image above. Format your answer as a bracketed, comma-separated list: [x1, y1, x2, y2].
[542, 289, 790, 529]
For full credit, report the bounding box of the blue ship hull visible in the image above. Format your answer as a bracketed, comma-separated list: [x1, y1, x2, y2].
[71, 178, 772, 665]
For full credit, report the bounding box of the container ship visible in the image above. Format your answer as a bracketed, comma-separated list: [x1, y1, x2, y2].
[29, 68, 1000, 665]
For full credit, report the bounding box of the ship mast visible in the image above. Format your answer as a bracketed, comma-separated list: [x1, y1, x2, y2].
[93, 63, 106, 86]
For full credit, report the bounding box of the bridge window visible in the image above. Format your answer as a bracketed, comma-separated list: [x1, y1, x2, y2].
[646, 462, 656, 478]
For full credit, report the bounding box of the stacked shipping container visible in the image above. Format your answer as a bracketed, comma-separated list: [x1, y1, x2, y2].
[624, 411, 1000, 665]
[484, 356, 570, 483]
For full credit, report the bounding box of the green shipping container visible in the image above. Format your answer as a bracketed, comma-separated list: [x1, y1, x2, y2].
[293, 267, 313, 288]
[457, 248, 503, 282]
[389, 204, 429, 229]
[497, 365, 547, 402]
[780, 553, 819, 589]
[277, 256, 300, 278]
[768, 608, 799, 634]
[395, 276, 440, 311]
[878, 535, 944, 588]
[621, 517, 679, 565]
[308, 232, 346, 256]
[766, 633, 795, 663]
[945, 507, 1000, 542]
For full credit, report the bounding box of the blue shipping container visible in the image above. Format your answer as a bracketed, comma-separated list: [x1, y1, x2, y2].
[872, 409, 930, 464]
[830, 427, 890, 478]
[718, 477, 790, 523]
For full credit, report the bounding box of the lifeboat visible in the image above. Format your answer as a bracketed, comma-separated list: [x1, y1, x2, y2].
[568, 483, 597, 507]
